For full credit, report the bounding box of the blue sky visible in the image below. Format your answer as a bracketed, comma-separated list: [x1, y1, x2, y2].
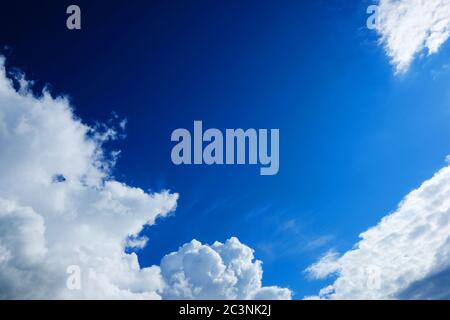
[2, 0, 450, 299]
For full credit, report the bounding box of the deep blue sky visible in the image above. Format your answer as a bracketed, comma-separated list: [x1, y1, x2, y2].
[2, 0, 450, 298]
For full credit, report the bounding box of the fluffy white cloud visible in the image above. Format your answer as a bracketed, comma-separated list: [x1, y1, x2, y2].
[0, 55, 178, 299]
[307, 163, 450, 299]
[0, 56, 289, 299]
[375, 0, 450, 73]
[160, 237, 291, 299]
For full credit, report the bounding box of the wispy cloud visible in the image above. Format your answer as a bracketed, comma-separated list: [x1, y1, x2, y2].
[375, 0, 450, 73]
[306, 161, 450, 299]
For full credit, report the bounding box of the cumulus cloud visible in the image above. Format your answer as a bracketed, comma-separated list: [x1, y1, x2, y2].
[375, 0, 450, 73]
[160, 237, 292, 300]
[0, 55, 178, 299]
[307, 163, 450, 299]
[0, 56, 289, 299]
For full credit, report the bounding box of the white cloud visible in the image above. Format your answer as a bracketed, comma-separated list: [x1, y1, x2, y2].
[160, 237, 292, 299]
[0, 56, 289, 299]
[0, 55, 178, 299]
[307, 163, 450, 299]
[375, 0, 450, 73]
